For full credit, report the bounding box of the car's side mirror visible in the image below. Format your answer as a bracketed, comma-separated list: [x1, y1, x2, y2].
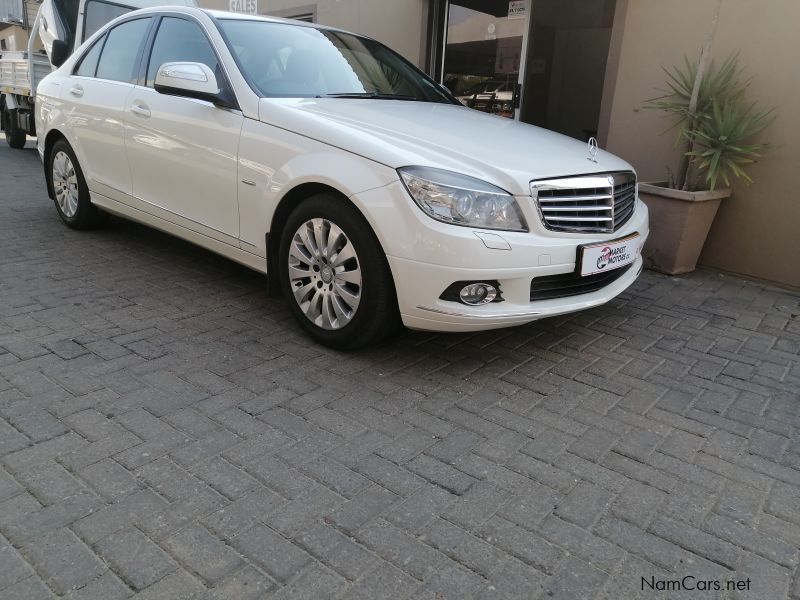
[154, 62, 235, 108]
[50, 39, 70, 68]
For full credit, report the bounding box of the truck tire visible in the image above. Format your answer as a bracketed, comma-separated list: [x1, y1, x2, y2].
[2, 105, 26, 149]
[47, 139, 107, 229]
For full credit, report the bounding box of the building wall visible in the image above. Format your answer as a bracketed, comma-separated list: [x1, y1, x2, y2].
[0, 25, 26, 51]
[602, 0, 800, 288]
[200, 0, 428, 66]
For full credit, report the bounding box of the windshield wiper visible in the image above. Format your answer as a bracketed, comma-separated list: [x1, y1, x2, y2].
[317, 92, 420, 101]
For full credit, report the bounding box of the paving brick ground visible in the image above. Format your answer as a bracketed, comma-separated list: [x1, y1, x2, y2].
[1, 141, 799, 599]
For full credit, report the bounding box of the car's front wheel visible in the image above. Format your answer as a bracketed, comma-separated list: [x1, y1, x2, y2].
[47, 139, 107, 229]
[279, 194, 399, 349]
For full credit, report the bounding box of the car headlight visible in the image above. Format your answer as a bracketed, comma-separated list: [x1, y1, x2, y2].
[399, 166, 528, 232]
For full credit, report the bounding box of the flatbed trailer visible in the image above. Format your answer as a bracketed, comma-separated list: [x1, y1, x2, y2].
[1, 0, 195, 148]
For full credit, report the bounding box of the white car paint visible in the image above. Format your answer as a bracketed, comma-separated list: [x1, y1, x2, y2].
[36, 6, 649, 339]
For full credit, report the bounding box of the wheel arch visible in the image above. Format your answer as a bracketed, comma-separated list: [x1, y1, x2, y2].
[266, 181, 395, 298]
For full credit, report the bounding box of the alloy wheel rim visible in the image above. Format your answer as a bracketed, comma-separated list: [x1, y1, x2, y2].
[288, 218, 362, 330]
[52, 151, 79, 218]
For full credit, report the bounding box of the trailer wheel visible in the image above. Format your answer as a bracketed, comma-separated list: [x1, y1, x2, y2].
[2, 106, 26, 149]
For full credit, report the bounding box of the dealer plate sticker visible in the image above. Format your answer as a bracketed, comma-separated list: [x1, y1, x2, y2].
[579, 234, 640, 277]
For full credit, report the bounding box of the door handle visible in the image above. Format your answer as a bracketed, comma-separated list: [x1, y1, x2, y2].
[69, 85, 84, 98]
[130, 103, 151, 118]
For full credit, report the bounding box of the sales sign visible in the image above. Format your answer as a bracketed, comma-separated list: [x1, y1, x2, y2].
[230, 0, 257, 14]
[508, 1, 526, 20]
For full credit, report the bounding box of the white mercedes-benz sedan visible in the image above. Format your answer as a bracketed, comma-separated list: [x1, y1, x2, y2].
[36, 7, 649, 349]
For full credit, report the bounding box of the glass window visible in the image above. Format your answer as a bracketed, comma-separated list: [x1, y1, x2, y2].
[218, 19, 453, 103]
[95, 18, 149, 83]
[146, 17, 219, 88]
[74, 35, 104, 77]
[83, 0, 131, 42]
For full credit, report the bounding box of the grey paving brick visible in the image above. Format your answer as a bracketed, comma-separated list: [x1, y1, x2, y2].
[137, 485, 227, 541]
[705, 513, 798, 568]
[22, 528, 104, 594]
[342, 562, 417, 600]
[544, 556, 609, 600]
[406, 454, 476, 495]
[199, 565, 275, 600]
[477, 515, 564, 574]
[3, 493, 102, 544]
[555, 480, 614, 528]
[231, 523, 309, 583]
[297, 522, 377, 580]
[78, 458, 141, 501]
[163, 524, 244, 585]
[94, 527, 178, 590]
[132, 569, 205, 600]
[649, 515, 740, 570]
[191, 456, 261, 500]
[0, 576, 54, 600]
[325, 484, 398, 535]
[594, 516, 683, 571]
[63, 570, 130, 600]
[497, 479, 561, 530]
[421, 518, 504, 578]
[269, 562, 347, 600]
[419, 563, 482, 600]
[355, 519, 448, 580]
[0, 535, 33, 588]
[385, 483, 458, 534]
[201, 488, 284, 541]
[73, 489, 168, 544]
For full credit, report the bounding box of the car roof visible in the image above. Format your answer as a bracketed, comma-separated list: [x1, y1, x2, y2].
[130, 6, 350, 34]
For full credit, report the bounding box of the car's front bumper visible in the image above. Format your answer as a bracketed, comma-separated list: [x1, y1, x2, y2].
[351, 180, 650, 333]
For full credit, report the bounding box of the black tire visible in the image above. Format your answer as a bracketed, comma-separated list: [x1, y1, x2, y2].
[47, 139, 107, 229]
[2, 106, 26, 149]
[278, 194, 399, 350]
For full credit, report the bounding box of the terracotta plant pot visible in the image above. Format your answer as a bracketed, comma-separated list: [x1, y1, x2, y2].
[638, 182, 731, 275]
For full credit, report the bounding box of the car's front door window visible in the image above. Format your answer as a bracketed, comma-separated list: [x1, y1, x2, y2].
[145, 17, 220, 88]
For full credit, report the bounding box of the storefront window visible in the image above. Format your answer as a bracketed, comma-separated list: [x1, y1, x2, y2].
[442, 0, 528, 119]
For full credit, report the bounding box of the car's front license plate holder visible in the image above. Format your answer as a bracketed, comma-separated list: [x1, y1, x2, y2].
[577, 234, 640, 277]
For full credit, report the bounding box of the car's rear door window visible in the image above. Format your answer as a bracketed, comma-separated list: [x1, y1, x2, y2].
[95, 17, 150, 83]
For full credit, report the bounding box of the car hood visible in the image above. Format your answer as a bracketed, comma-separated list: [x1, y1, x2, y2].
[258, 98, 634, 196]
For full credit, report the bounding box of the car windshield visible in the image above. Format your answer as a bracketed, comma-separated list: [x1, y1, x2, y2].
[218, 19, 455, 103]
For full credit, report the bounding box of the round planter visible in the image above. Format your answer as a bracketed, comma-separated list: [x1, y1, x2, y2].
[639, 182, 731, 275]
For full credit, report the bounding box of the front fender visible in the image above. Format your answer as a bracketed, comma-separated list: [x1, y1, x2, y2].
[237, 118, 398, 256]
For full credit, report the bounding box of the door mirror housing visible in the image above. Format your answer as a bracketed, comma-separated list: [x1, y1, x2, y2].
[50, 39, 70, 68]
[154, 62, 235, 108]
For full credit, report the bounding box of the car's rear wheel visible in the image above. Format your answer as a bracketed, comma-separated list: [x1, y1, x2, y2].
[279, 194, 399, 349]
[47, 139, 107, 229]
[2, 106, 26, 149]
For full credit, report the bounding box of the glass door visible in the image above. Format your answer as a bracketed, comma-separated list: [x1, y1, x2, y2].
[442, 0, 531, 119]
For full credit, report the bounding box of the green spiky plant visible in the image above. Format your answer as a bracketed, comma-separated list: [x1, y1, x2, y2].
[645, 54, 774, 192]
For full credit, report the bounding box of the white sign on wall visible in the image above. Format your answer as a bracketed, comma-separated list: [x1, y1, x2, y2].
[229, 0, 257, 14]
[508, 0, 526, 20]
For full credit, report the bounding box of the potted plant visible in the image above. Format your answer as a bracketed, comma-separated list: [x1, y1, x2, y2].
[640, 33, 774, 274]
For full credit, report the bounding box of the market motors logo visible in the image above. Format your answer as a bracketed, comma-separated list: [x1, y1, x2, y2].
[597, 244, 630, 270]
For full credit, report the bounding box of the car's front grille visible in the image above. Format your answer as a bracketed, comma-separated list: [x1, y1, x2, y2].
[530, 264, 633, 301]
[532, 172, 636, 234]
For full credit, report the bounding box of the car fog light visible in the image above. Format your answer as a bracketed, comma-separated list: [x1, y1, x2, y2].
[459, 283, 497, 305]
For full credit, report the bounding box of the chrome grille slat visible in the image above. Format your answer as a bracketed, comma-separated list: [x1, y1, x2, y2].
[532, 172, 637, 233]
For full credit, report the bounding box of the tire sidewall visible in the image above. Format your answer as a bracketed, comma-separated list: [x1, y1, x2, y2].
[279, 195, 395, 348]
[48, 140, 92, 226]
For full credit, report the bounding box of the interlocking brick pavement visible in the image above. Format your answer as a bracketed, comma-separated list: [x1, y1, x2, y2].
[1, 141, 800, 599]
